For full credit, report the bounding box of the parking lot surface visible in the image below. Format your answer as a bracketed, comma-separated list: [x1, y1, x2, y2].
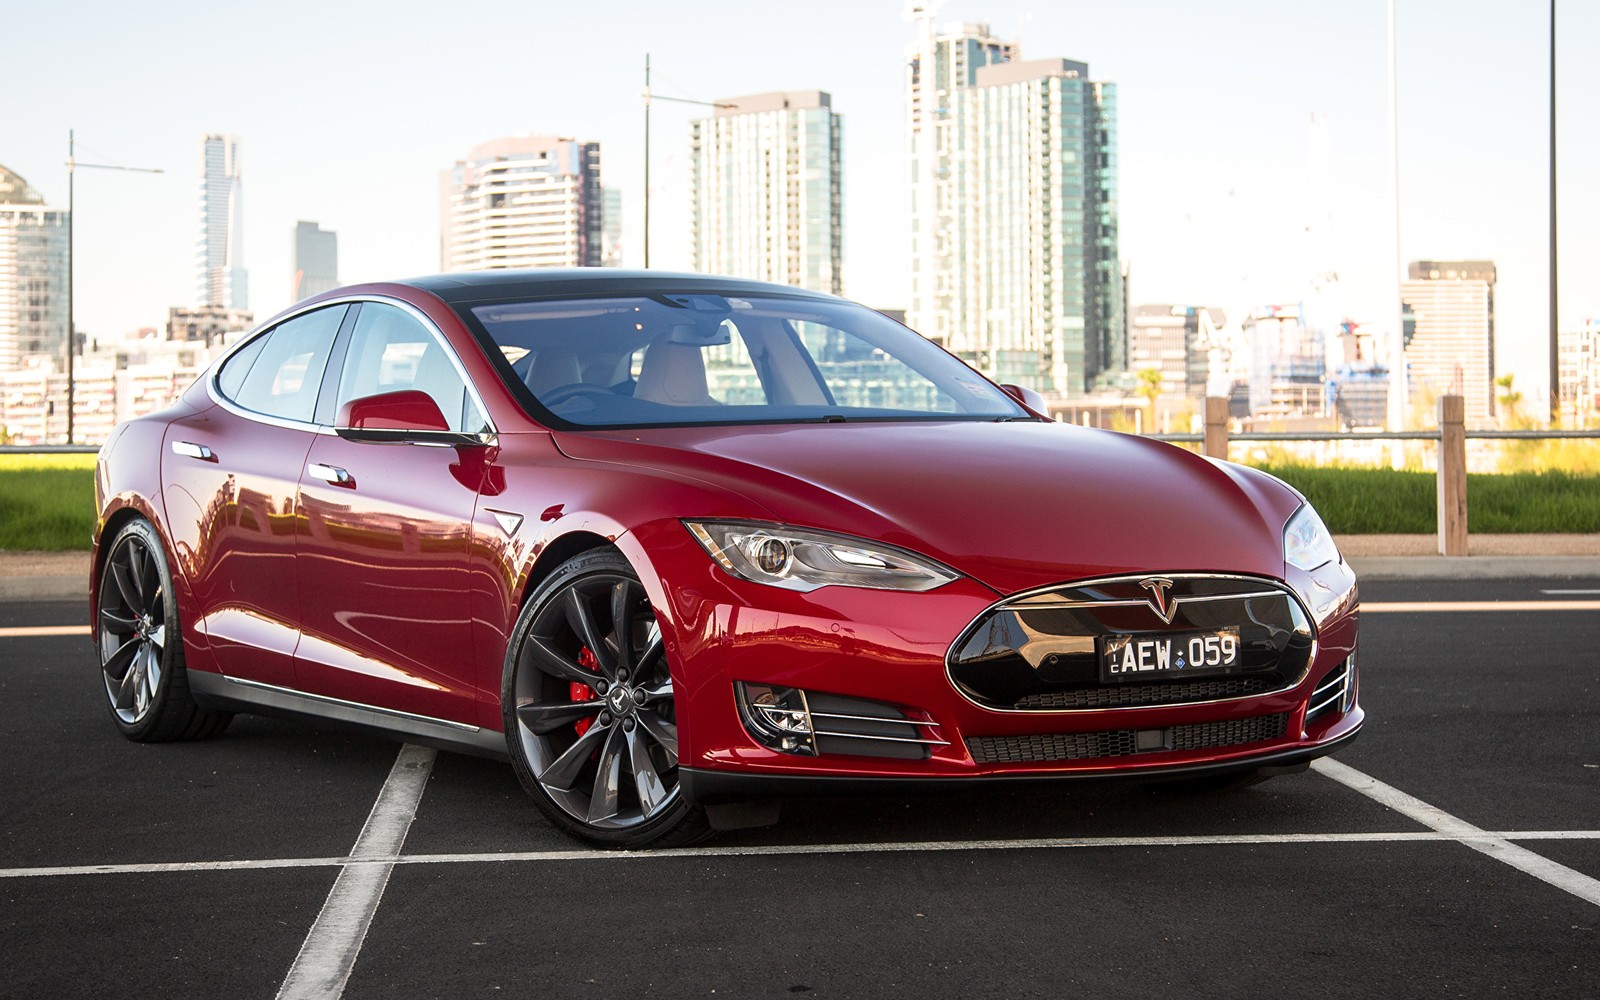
[2, 579, 1597, 998]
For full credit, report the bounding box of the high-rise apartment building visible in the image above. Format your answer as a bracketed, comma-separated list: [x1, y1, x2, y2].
[689, 91, 843, 294]
[197, 134, 247, 310]
[905, 14, 1120, 395]
[1128, 305, 1222, 400]
[1401, 260, 1495, 426]
[600, 187, 623, 267]
[440, 136, 603, 272]
[0, 165, 68, 373]
[1558, 319, 1597, 426]
[292, 221, 338, 301]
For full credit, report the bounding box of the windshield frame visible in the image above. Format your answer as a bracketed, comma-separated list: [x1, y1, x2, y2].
[449, 288, 1032, 432]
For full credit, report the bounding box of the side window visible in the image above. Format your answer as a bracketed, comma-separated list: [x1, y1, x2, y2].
[215, 334, 268, 401]
[230, 305, 347, 422]
[335, 302, 487, 434]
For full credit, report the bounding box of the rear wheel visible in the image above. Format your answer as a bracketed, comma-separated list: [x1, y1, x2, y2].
[97, 518, 231, 742]
[503, 550, 709, 848]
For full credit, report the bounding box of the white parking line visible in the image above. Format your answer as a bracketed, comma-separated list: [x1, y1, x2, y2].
[274, 743, 436, 1000]
[3, 828, 1599, 880]
[1312, 758, 1600, 908]
[1541, 589, 1600, 595]
[0, 625, 90, 638]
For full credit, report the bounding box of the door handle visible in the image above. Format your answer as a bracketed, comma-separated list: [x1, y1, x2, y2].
[171, 441, 214, 461]
[307, 463, 352, 485]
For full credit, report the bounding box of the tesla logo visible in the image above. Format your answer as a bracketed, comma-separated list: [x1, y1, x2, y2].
[1139, 577, 1178, 624]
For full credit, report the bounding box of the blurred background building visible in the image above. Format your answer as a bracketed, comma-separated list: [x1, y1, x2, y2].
[1558, 319, 1597, 426]
[440, 136, 604, 271]
[292, 220, 338, 302]
[1401, 259, 1496, 427]
[0, 164, 68, 375]
[197, 134, 248, 311]
[905, 13, 1121, 396]
[689, 91, 843, 294]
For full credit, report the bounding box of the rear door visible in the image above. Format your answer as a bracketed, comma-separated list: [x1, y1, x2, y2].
[163, 304, 349, 687]
[292, 300, 491, 725]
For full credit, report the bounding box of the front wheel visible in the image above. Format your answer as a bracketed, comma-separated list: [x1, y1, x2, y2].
[503, 550, 709, 848]
[96, 518, 232, 742]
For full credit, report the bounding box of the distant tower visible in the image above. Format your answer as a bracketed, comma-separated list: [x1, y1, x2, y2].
[1402, 260, 1497, 426]
[905, 11, 1121, 395]
[689, 91, 843, 294]
[197, 134, 247, 310]
[440, 136, 603, 271]
[292, 221, 339, 301]
[0, 164, 69, 372]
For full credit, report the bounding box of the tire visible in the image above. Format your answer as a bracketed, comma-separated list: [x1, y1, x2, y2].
[503, 549, 710, 848]
[96, 518, 232, 742]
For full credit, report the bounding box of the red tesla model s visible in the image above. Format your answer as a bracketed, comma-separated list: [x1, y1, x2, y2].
[91, 270, 1361, 847]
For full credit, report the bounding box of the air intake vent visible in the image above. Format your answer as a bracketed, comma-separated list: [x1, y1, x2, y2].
[1305, 658, 1352, 723]
[966, 713, 1289, 765]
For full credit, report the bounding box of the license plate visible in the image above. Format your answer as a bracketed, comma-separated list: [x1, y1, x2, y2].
[1099, 627, 1242, 683]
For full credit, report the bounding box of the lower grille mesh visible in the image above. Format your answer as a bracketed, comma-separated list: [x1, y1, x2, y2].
[1015, 677, 1276, 710]
[966, 713, 1289, 764]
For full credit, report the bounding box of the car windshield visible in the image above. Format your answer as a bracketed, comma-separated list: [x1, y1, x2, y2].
[461, 293, 1026, 428]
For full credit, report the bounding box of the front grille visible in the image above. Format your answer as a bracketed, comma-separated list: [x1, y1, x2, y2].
[947, 575, 1314, 712]
[1015, 676, 1277, 710]
[966, 713, 1289, 765]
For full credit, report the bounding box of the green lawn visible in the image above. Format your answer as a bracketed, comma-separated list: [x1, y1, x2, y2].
[1261, 464, 1600, 535]
[2, 452, 1596, 552]
[0, 454, 97, 552]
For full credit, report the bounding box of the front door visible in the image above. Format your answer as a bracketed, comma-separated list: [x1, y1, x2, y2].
[293, 301, 491, 725]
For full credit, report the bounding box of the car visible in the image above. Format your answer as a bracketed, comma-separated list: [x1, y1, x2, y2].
[91, 269, 1362, 848]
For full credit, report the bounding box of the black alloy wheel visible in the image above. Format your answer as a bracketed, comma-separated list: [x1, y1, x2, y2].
[504, 549, 708, 848]
[97, 518, 231, 741]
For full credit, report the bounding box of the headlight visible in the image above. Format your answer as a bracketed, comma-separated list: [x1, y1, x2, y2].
[685, 520, 959, 593]
[1284, 504, 1340, 572]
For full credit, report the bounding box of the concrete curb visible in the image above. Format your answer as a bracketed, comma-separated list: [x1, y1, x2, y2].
[0, 576, 88, 603]
[1345, 555, 1600, 580]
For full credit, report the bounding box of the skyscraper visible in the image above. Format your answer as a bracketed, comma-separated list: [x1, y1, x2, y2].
[197, 134, 247, 310]
[1401, 260, 1496, 426]
[689, 91, 843, 294]
[0, 164, 68, 373]
[905, 14, 1121, 395]
[293, 221, 338, 301]
[440, 136, 603, 271]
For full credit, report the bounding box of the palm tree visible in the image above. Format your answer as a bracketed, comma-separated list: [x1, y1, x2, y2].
[1135, 368, 1164, 432]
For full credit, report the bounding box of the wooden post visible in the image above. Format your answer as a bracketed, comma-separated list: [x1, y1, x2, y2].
[1437, 394, 1468, 556]
[1203, 396, 1229, 460]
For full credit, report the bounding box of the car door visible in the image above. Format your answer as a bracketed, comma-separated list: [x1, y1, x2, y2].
[292, 300, 491, 725]
[163, 303, 349, 687]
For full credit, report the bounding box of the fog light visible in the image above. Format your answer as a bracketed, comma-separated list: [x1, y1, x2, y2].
[735, 682, 817, 756]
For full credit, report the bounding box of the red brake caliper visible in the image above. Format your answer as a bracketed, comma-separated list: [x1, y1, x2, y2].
[570, 647, 600, 737]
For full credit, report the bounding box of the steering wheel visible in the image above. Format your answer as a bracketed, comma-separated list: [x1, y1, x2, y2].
[539, 383, 619, 406]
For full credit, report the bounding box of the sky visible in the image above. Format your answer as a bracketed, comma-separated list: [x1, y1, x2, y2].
[6, 0, 1596, 408]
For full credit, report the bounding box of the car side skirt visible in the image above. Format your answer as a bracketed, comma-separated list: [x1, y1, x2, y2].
[188, 670, 509, 760]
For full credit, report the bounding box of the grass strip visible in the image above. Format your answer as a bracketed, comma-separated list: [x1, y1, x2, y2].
[0, 454, 97, 552]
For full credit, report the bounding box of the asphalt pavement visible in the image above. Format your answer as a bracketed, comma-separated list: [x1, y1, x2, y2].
[2, 579, 1597, 998]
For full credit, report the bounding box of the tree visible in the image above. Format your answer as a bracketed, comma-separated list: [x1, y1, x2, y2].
[1496, 373, 1531, 430]
[1135, 368, 1164, 431]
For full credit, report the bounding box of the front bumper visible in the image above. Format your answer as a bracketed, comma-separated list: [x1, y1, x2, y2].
[621, 520, 1363, 796]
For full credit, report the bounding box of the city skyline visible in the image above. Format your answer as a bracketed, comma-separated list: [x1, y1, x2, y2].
[5, 0, 1596, 409]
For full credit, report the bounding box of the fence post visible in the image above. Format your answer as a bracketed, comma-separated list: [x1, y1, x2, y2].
[1437, 394, 1468, 556]
[1203, 396, 1229, 460]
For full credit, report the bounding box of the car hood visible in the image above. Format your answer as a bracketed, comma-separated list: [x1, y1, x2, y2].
[552, 421, 1302, 596]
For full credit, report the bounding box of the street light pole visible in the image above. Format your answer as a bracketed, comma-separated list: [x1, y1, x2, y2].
[65, 130, 163, 444]
[640, 57, 734, 269]
[1548, 0, 1560, 423]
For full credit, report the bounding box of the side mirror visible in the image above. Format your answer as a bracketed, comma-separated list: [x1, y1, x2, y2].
[336, 390, 485, 444]
[999, 383, 1049, 418]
